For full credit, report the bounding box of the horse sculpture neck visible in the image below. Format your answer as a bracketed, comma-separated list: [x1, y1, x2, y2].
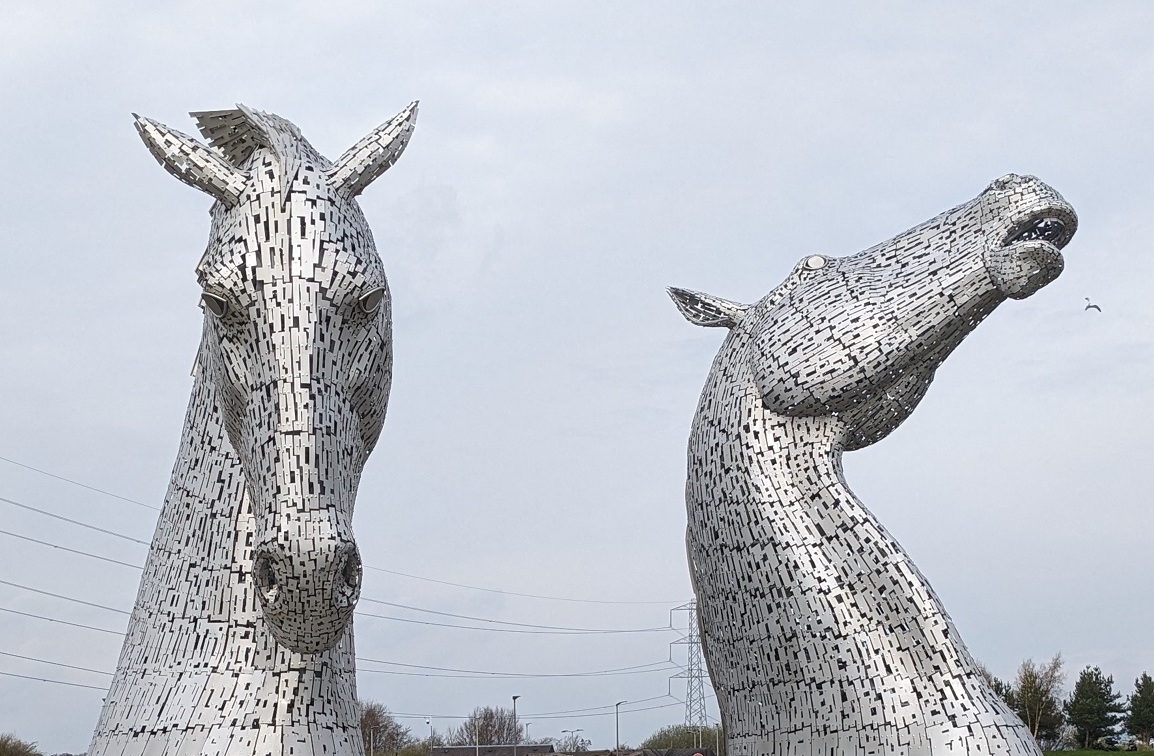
[89, 372, 360, 755]
[687, 336, 1030, 756]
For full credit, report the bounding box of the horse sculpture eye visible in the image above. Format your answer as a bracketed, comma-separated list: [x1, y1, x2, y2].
[358, 287, 387, 314]
[803, 255, 828, 270]
[201, 292, 229, 318]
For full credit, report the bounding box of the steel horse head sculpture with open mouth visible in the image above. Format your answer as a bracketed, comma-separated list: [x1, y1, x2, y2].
[88, 101, 417, 756]
[671, 175, 1076, 756]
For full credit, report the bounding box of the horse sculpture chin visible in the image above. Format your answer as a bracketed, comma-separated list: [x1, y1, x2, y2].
[88, 101, 416, 756]
[671, 174, 1076, 756]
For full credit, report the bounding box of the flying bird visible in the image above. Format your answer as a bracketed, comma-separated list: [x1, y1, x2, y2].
[1084, 297, 1102, 312]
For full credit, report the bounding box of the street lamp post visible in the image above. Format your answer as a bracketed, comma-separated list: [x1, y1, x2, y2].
[369, 725, 387, 756]
[614, 701, 627, 755]
[561, 729, 583, 751]
[512, 695, 521, 756]
[524, 723, 531, 743]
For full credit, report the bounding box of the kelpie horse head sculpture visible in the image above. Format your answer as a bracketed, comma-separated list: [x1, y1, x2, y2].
[135, 102, 415, 653]
[671, 175, 1076, 755]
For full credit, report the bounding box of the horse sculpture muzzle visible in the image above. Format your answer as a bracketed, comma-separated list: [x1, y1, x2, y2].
[251, 512, 363, 654]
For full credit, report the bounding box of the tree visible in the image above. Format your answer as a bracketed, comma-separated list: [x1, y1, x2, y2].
[552, 732, 592, 752]
[1013, 653, 1065, 747]
[1127, 672, 1154, 744]
[448, 706, 523, 746]
[0, 734, 43, 756]
[398, 730, 446, 756]
[360, 700, 415, 755]
[1064, 665, 1125, 749]
[639, 724, 725, 756]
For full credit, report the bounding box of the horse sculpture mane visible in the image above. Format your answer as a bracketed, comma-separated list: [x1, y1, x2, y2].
[88, 101, 417, 756]
[672, 174, 1077, 756]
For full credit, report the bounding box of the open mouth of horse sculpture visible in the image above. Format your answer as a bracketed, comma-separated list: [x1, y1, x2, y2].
[671, 174, 1076, 756]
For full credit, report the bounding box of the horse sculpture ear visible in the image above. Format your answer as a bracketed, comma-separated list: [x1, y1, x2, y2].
[668, 287, 750, 329]
[327, 101, 419, 198]
[132, 114, 249, 206]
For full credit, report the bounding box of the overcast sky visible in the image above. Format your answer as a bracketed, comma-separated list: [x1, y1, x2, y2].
[2, 2, 1153, 753]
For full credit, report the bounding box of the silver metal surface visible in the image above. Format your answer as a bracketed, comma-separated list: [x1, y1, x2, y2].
[88, 102, 417, 756]
[670, 174, 1077, 756]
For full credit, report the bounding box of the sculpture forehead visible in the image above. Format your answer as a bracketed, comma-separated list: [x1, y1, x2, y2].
[196, 158, 384, 295]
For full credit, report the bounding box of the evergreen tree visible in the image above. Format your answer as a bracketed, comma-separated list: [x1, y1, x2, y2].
[1064, 665, 1125, 749]
[1126, 672, 1154, 745]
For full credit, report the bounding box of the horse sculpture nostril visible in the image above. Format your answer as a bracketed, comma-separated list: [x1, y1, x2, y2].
[341, 549, 362, 590]
[252, 552, 280, 604]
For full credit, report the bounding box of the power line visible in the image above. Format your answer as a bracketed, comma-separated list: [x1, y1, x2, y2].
[0, 606, 123, 635]
[357, 610, 672, 635]
[0, 495, 150, 547]
[0, 521, 674, 635]
[0, 454, 158, 511]
[361, 598, 671, 633]
[366, 566, 680, 606]
[515, 694, 673, 717]
[0, 528, 141, 569]
[2, 649, 677, 683]
[0, 656, 686, 718]
[0, 609, 683, 692]
[0, 649, 112, 677]
[527, 699, 684, 720]
[388, 697, 685, 721]
[0, 599, 683, 679]
[0, 578, 130, 616]
[1, 488, 682, 608]
[357, 656, 677, 679]
[0, 669, 108, 691]
[357, 666, 676, 680]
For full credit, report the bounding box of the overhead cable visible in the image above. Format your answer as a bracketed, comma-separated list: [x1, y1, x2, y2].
[0, 605, 123, 635]
[0, 668, 108, 690]
[366, 565, 680, 606]
[0, 578, 130, 616]
[0, 495, 150, 547]
[0, 600, 685, 679]
[0, 454, 158, 511]
[0, 649, 112, 677]
[361, 597, 671, 633]
[0, 528, 141, 569]
[1, 487, 681, 607]
[0, 527, 674, 635]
